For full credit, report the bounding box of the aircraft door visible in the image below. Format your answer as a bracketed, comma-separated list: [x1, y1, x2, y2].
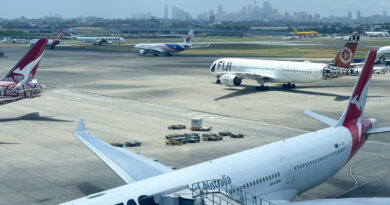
[280, 158, 295, 184]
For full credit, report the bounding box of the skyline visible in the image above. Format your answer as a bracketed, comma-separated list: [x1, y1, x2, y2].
[0, 0, 389, 19]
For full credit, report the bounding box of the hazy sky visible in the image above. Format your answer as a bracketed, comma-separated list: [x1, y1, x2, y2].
[0, 0, 389, 19]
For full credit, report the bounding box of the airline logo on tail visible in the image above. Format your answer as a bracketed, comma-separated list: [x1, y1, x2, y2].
[2, 38, 48, 83]
[55, 29, 63, 41]
[339, 46, 353, 64]
[334, 35, 359, 68]
[186, 35, 192, 43]
[339, 50, 375, 127]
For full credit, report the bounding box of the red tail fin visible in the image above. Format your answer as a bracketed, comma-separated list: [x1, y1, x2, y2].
[55, 29, 62, 41]
[334, 35, 359, 68]
[2, 38, 48, 83]
[336, 50, 376, 127]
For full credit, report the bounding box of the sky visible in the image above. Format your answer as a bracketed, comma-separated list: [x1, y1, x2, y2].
[0, 0, 389, 19]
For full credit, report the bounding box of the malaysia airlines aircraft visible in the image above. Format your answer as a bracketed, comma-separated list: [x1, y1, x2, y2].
[0, 38, 48, 105]
[210, 35, 359, 90]
[60, 50, 390, 205]
[70, 32, 125, 45]
[30, 29, 62, 49]
[134, 30, 208, 56]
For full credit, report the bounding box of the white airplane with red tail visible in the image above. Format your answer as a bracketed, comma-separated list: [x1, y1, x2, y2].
[0, 38, 48, 105]
[30, 29, 62, 49]
[60, 50, 390, 205]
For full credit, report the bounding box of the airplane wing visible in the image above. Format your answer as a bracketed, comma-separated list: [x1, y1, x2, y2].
[304, 110, 337, 127]
[74, 120, 173, 184]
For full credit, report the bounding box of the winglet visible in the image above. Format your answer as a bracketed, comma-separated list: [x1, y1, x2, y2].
[76, 120, 87, 133]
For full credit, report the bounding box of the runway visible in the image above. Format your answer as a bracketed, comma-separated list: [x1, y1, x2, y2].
[0, 46, 389, 204]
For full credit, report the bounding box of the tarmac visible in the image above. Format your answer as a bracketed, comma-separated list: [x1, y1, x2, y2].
[0, 45, 389, 204]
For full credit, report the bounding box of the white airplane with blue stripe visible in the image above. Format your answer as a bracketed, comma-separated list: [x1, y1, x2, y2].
[135, 30, 207, 56]
[60, 50, 390, 205]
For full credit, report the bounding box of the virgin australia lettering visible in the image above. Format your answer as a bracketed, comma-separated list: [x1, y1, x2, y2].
[60, 50, 390, 205]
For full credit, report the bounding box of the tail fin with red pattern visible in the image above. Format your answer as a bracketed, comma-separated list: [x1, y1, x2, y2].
[336, 50, 376, 127]
[333, 34, 359, 68]
[1, 38, 48, 83]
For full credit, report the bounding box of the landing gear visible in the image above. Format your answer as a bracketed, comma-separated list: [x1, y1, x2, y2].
[216, 77, 221, 84]
[283, 83, 296, 89]
[166, 53, 172, 56]
[256, 85, 269, 90]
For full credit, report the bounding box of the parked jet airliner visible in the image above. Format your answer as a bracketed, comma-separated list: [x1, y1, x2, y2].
[30, 29, 62, 49]
[210, 35, 359, 90]
[134, 30, 208, 56]
[0, 38, 48, 105]
[60, 50, 390, 205]
[70, 32, 124, 45]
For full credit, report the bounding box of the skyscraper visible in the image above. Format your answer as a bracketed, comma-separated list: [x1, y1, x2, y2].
[164, 4, 168, 19]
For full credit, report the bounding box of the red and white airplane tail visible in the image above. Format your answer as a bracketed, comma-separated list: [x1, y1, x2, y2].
[55, 29, 63, 41]
[333, 34, 359, 68]
[336, 50, 376, 127]
[2, 38, 48, 83]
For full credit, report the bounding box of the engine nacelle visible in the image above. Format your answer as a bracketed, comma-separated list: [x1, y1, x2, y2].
[221, 74, 241, 87]
[139, 50, 147, 55]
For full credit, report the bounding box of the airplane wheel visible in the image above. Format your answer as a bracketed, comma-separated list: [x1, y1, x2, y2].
[265, 86, 269, 90]
[153, 54, 158, 56]
[216, 79, 221, 84]
[291, 84, 296, 88]
[282, 84, 287, 88]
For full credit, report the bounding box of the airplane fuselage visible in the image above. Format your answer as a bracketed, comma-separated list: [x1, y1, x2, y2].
[0, 81, 45, 105]
[134, 43, 188, 55]
[62, 119, 373, 205]
[210, 58, 326, 84]
[75, 36, 124, 44]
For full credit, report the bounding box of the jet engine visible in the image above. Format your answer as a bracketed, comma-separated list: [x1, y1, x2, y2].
[221, 74, 241, 87]
[139, 50, 147, 55]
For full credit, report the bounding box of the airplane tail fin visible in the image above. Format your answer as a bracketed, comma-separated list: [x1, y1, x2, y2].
[293, 27, 298, 34]
[333, 34, 359, 68]
[183, 30, 194, 44]
[2, 38, 48, 83]
[55, 29, 63, 41]
[335, 50, 376, 127]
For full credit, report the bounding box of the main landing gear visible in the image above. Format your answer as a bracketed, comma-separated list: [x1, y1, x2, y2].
[256, 85, 269, 90]
[216, 77, 221, 84]
[282, 83, 296, 89]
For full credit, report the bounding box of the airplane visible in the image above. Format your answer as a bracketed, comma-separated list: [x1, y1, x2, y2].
[292, 27, 318, 37]
[0, 38, 48, 105]
[70, 31, 125, 45]
[134, 30, 208, 56]
[364, 31, 389, 37]
[30, 29, 63, 49]
[210, 35, 359, 90]
[59, 50, 390, 205]
[282, 36, 299, 40]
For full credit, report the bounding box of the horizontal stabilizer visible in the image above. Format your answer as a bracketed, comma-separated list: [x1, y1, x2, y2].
[74, 120, 173, 184]
[366, 127, 390, 135]
[304, 110, 337, 127]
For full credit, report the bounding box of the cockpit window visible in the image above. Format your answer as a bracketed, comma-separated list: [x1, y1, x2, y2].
[210, 63, 216, 72]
